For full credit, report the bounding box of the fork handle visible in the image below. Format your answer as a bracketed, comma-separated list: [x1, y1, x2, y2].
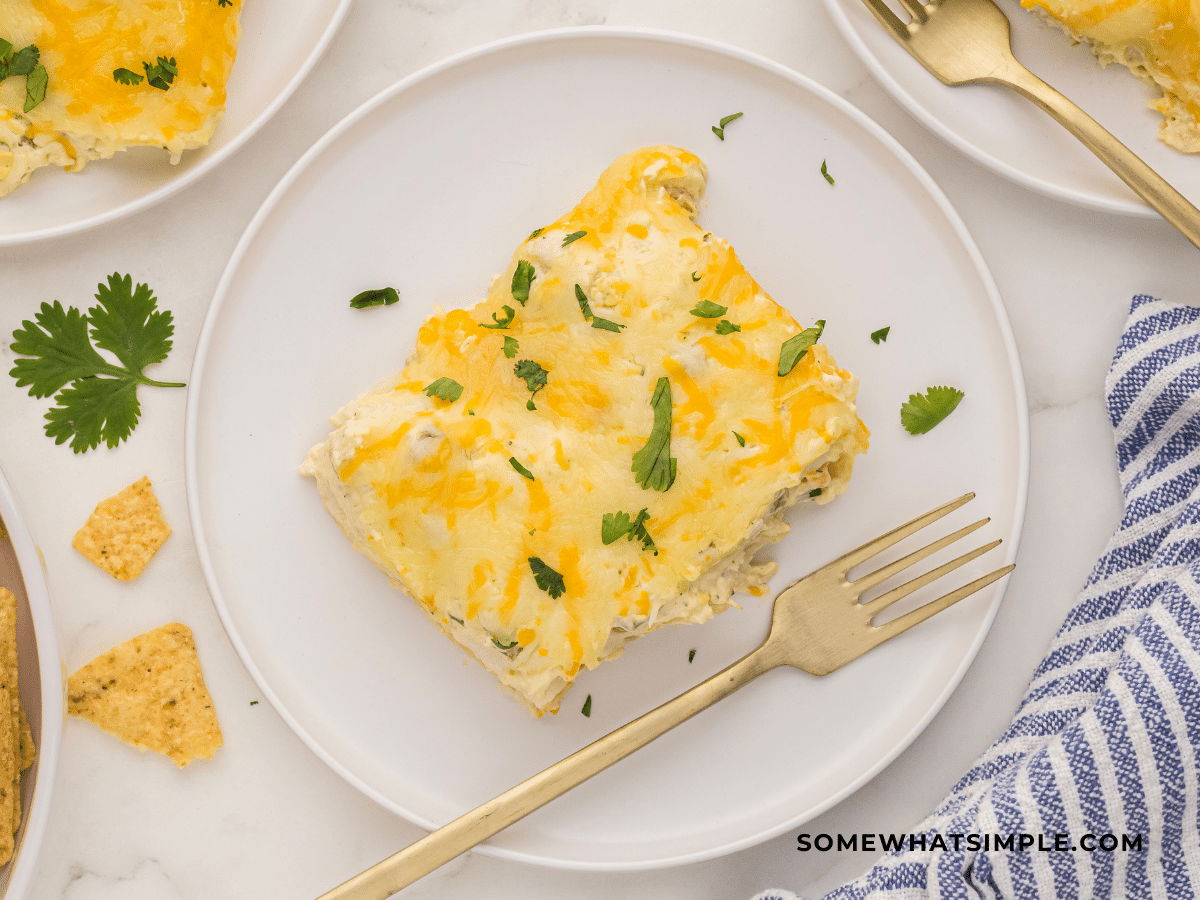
[998, 64, 1200, 249]
[315, 641, 786, 900]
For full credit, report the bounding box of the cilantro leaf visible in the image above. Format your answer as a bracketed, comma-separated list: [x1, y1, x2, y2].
[113, 67, 144, 85]
[689, 649, 696, 663]
[349, 287, 399, 309]
[509, 457, 534, 480]
[821, 160, 835, 185]
[502, 335, 519, 358]
[514, 359, 547, 409]
[601, 508, 656, 554]
[871, 326, 891, 344]
[511, 260, 536, 305]
[218, 0, 233, 6]
[632, 377, 676, 492]
[581, 694, 592, 716]
[8, 274, 183, 453]
[733, 431, 746, 447]
[691, 272, 701, 282]
[711, 111, 743, 140]
[23, 63, 46, 112]
[8, 44, 38, 77]
[423, 377, 463, 402]
[562, 230, 587, 246]
[528, 556, 565, 598]
[690, 300, 727, 318]
[481, 304, 515, 329]
[143, 56, 177, 91]
[715, 319, 740, 335]
[574, 283, 594, 320]
[901, 386, 964, 435]
[491, 635, 518, 650]
[778, 319, 826, 376]
[0, 41, 12, 66]
[527, 227, 543, 240]
[591, 317, 625, 332]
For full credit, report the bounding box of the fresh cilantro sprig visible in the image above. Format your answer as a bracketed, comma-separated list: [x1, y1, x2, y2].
[574, 284, 625, 332]
[511, 261, 536, 305]
[901, 386, 964, 435]
[601, 508, 657, 555]
[871, 326, 891, 344]
[715, 320, 740, 334]
[423, 377, 464, 402]
[690, 300, 726, 318]
[632, 377, 676, 492]
[481, 305, 515, 329]
[528, 556, 565, 598]
[502, 335, 519, 358]
[143, 56, 177, 90]
[778, 319, 826, 376]
[712, 112, 742, 140]
[562, 230, 587, 247]
[514, 359, 548, 410]
[113, 68, 143, 85]
[0, 41, 47, 112]
[9, 274, 184, 453]
[349, 286, 399, 309]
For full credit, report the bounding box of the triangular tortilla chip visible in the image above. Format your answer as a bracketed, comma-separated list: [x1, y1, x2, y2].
[72, 477, 171, 581]
[67, 623, 222, 767]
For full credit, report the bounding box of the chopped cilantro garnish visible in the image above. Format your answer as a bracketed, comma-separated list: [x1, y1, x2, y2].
[528, 556, 565, 598]
[591, 317, 625, 332]
[691, 272, 701, 282]
[514, 359, 548, 409]
[449, 614, 464, 624]
[715, 320, 740, 334]
[0, 43, 47, 112]
[632, 377, 676, 492]
[690, 300, 727, 319]
[821, 160, 835, 185]
[688, 649, 696, 663]
[349, 286, 399, 309]
[562, 230, 587, 246]
[528, 227, 544, 240]
[23, 62, 46, 112]
[711, 111, 743, 140]
[871, 326, 891, 344]
[509, 457, 534, 480]
[113, 68, 143, 85]
[582, 694, 592, 716]
[502, 335, 519, 358]
[142, 56, 177, 90]
[481, 304, 515, 329]
[574, 283, 594, 319]
[576, 283, 625, 332]
[809, 488, 823, 498]
[250, 700, 259, 705]
[492, 635, 519, 650]
[9, 273, 184, 452]
[218, 0, 233, 7]
[511, 260, 536, 305]
[901, 386, 964, 435]
[423, 377, 463, 402]
[733, 431, 746, 447]
[778, 319, 826, 376]
[601, 508, 657, 554]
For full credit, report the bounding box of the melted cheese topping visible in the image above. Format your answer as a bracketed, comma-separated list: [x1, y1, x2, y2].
[1022, 0, 1200, 151]
[301, 146, 870, 715]
[0, 0, 242, 196]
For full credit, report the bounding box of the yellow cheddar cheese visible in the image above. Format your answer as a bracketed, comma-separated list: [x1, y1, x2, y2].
[300, 146, 870, 716]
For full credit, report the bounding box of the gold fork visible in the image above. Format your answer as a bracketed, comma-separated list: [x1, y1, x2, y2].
[318, 493, 1013, 899]
[859, 0, 1200, 250]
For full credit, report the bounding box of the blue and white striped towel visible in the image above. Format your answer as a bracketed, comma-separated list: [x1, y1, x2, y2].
[755, 294, 1200, 900]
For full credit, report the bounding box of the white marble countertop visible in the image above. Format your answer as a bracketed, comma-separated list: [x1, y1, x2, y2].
[4, 1, 1200, 898]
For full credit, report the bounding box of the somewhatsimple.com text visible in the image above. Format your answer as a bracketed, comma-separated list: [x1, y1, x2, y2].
[796, 833, 1143, 853]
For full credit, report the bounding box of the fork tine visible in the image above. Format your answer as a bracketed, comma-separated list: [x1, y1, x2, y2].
[893, 0, 930, 23]
[831, 492, 974, 575]
[869, 564, 1015, 644]
[863, 538, 1001, 613]
[860, 0, 911, 39]
[852, 518, 989, 592]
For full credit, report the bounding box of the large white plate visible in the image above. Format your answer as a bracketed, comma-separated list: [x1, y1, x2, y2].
[0, 0, 353, 246]
[823, 0, 1200, 216]
[186, 28, 1029, 870]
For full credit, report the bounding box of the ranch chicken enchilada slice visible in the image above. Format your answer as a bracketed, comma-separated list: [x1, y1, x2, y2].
[300, 145, 870, 717]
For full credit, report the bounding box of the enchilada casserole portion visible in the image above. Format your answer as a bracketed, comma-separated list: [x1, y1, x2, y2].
[300, 145, 870, 716]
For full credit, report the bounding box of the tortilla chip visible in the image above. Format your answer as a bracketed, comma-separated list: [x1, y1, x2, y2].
[67, 623, 222, 767]
[0, 686, 14, 866]
[16, 704, 33, 773]
[72, 477, 171, 581]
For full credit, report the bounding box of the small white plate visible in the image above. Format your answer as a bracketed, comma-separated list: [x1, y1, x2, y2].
[0, 0, 353, 246]
[0, 466, 63, 900]
[823, 0, 1200, 215]
[187, 28, 1029, 870]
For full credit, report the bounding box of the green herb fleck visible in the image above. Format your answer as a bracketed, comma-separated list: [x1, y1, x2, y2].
[0, 44, 47, 112]
[528, 227, 544, 240]
[468, 410, 475, 416]
[492, 635, 519, 650]
[778, 319, 826, 376]
[691, 272, 701, 282]
[349, 286, 399, 309]
[481, 304, 515, 329]
[250, 700, 259, 705]
[528, 556, 566, 599]
[218, 0, 233, 6]
[575, 283, 594, 320]
[509, 457, 534, 480]
[591, 317, 625, 332]
[711, 111, 743, 140]
[511, 260, 536, 305]
[734, 431, 745, 447]
[901, 386, 964, 435]
[423, 377, 464, 402]
[601, 508, 657, 554]
[113, 67, 143, 85]
[449, 614, 464, 625]
[821, 160, 834, 185]
[715, 320, 740, 335]
[503, 335, 519, 358]
[581, 694, 592, 717]
[9, 273, 185, 453]
[562, 230, 587, 246]
[142, 56, 177, 91]
[809, 488, 823, 498]
[632, 377, 676, 492]
[690, 300, 727, 319]
[514, 359, 548, 409]
[871, 326, 891, 344]
[688, 649, 695, 663]
[23, 62, 46, 112]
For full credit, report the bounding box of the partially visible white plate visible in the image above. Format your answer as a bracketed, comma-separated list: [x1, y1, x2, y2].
[823, 0, 1199, 215]
[187, 28, 1029, 870]
[0, 466, 63, 900]
[0, 0, 353, 246]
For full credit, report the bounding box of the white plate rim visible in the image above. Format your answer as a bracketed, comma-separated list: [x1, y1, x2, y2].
[0, 0, 356, 247]
[0, 465, 63, 900]
[184, 25, 1031, 870]
[820, 0, 1154, 217]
